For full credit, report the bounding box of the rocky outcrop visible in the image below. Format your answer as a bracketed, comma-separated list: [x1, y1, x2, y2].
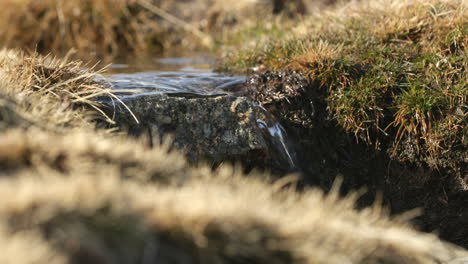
[102, 92, 297, 175]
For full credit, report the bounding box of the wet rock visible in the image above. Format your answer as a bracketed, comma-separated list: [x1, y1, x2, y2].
[102, 92, 297, 175]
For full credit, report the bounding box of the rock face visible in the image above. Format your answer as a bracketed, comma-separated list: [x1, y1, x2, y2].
[102, 92, 297, 174]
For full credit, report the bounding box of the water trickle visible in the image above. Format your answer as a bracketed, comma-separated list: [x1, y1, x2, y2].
[108, 71, 245, 96]
[257, 117, 298, 172]
[257, 119, 297, 169]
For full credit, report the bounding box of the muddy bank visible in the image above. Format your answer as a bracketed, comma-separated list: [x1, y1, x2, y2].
[240, 70, 468, 248]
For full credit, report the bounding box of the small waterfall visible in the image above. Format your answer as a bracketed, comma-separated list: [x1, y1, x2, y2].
[257, 116, 298, 173]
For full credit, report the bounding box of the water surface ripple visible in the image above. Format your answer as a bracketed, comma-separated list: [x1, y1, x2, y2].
[108, 71, 246, 96]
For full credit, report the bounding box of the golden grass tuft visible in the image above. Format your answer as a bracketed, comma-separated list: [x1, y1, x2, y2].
[0, 49, 114, 130]
[290, 40, 344, 68]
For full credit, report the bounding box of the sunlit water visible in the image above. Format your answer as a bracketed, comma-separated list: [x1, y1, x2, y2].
[105, 56, 245, 96]
[105, 56, 299, 172]
[108, 71, 246, 96]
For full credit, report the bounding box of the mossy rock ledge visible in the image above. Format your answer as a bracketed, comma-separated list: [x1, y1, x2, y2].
[101, 92, 297, 175]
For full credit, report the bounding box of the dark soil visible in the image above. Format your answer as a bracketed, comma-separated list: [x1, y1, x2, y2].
[240, 70, 468, 249]
[240, 71, 384, 193]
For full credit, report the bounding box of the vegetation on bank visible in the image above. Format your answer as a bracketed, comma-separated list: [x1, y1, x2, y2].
[220, 0, 467, 170]
[0, 50, 467, 263]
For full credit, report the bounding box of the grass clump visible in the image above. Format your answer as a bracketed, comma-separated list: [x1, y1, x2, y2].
[219, 0, 467, 168]
[0, 49, 114, 130]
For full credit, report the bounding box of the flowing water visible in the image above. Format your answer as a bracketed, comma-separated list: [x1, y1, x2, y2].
[105, 56, 299, 173]
[109, 71, 245, 96]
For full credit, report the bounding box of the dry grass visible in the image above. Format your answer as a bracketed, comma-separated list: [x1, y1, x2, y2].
[0, 49, 114, 130]
[0, 0, 155, 57]
[0, 0, 288, 58]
